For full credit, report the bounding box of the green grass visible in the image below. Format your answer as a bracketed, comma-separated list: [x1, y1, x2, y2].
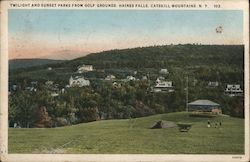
[8, 112, 244, 154]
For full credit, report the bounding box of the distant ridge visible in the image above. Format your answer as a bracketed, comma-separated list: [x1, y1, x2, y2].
[65, 44, 244, 70]
[9, 58, 64, 69]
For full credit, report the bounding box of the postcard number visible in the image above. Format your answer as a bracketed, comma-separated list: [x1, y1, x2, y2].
[214, 4, 221, 8]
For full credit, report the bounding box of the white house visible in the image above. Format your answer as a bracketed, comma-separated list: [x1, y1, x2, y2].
[155, 81, 173, 88]
[225, 84, 243, 96]
[112, 82, 121, 88]
[208, 81, 219, 87]
[159, 68, 169, 74]
[156, 76, 165, 83]
[105, 75, 116, 80]
[77, 64, 93, 73]
[26, 87, 36, 92]
[61, 88, 65, 94]
[69, 76, 90, 87]
[51, 92, 59, 97]
[154, 79, 174, 92]
[126, 76, 136, 81]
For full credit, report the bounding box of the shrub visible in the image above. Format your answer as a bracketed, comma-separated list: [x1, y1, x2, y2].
[78, 107, 100, 122]
[55, 117, 69, 127]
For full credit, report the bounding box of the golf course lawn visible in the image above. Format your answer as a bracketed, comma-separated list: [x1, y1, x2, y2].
[8, 112, 244, 154]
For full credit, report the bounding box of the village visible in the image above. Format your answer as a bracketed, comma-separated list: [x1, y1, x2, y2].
[9, 64, 243, 96]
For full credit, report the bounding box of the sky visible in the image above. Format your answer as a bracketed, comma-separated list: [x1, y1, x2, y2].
[9, 10, 243, 60]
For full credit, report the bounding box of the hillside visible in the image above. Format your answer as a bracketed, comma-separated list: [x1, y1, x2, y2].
[70, 44, 243, 69]
[8, 44, 245, 129]
[9, 58, 64, 69]
[8, 112, 244, 154]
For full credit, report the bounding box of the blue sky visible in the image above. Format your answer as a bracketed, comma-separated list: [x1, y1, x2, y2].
[9, 10, 243, 59]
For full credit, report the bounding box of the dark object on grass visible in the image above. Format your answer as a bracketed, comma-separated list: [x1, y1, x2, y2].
[177, 123, 192, 132]
[151, 120, 177, 129]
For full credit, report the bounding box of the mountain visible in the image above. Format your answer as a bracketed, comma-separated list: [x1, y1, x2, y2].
[63, 44, 244, 70]
[9, 59, 64, 70]
[40, 49, 91, 60]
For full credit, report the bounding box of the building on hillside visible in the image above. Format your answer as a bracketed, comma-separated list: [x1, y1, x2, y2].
[156, 76, 165, 82]
[153, 78, 174, 92]
[26, 86, 37, 92]
[51, 92, 59, 97]
[208, 81, 219, 87]
[224, 84, 243, 96]
[112, 82, 121, 88]
[77, 64, 93, 73]
[159, 68, 169, 74]
[188, 99, 222, 114]
[61, 88, 65, 94]
[24, 81, 38, 92]
[12, 84, 18, 91]
[31, 81, 38, 86]
[45, 80, 54, 86]
[105, 74, 116, 80]
[69, 76, 90, 87]
[126, 76, 136, 81]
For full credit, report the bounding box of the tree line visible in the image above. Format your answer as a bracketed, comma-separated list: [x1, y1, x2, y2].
[9, 78, 244, 128]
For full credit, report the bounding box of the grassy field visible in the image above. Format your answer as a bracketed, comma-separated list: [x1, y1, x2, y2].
[8, 112, 244, 154]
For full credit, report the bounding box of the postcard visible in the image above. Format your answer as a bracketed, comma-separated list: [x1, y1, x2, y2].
[0, 0, 249, 162]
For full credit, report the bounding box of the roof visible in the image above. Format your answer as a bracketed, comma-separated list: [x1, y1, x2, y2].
[188, 100, 219, 106]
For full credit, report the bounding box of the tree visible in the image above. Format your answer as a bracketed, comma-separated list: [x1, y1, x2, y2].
[34, 106, 52, 128]
[134, 100, 155, 117]
[9, 91, 37, 128]
[8, 97, 18, 127]
[230, 97, 244, 118]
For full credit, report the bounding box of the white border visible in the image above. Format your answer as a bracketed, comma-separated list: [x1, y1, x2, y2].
[0, 0, 249, 162]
